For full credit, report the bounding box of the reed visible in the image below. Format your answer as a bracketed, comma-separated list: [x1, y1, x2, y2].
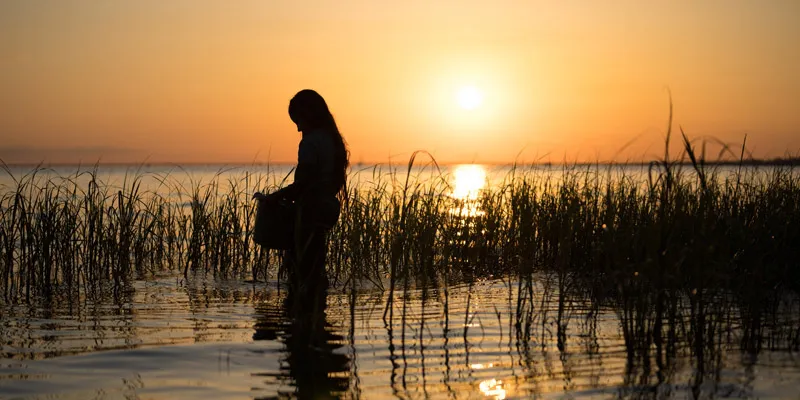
[1, 133, 798, 310]
[2, 140, 799, 395]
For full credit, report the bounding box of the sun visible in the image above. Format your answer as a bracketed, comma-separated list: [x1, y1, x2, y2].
[456, 86, 483, 110]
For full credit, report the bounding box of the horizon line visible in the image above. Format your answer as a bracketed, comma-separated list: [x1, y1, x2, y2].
[3, 157, 800, 168]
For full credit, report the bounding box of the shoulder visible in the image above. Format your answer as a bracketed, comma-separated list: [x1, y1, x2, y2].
[303, 129, 335, 151]
[298, 135, 319, 164]
[298, 129, 333, 162]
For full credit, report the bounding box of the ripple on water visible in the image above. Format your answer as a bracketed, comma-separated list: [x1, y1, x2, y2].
[1, 276, 799, 399]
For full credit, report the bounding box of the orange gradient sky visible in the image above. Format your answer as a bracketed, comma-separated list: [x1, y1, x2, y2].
[1, 1, 798, 164]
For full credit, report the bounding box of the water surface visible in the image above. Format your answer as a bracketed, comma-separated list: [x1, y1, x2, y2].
[2, 276, 798, 399]
[2, 163, 799, 399]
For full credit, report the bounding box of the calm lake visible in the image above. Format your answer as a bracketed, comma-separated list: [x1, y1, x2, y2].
[1, 164, 799, 399]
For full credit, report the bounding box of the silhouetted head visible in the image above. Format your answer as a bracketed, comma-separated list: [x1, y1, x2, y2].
[288, 89, 349, 197]
[288, 89, 332, 133]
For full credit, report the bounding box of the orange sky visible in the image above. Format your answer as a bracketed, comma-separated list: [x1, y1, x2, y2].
[1, 1, 798, 164]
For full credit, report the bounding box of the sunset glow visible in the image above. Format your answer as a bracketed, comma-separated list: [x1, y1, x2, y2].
[1, 1, 798, 164]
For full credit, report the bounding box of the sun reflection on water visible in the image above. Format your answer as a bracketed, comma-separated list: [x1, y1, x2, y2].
[479, 378, 507, 399]
[451, 164, 487, 200]
[450, 164, 487, 217]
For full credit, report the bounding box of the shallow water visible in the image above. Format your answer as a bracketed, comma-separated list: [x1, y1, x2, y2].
[1, 276, 798, 399]
[3, 162, 778, 197]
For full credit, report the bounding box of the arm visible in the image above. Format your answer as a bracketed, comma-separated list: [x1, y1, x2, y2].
[269, 138, 318, 201]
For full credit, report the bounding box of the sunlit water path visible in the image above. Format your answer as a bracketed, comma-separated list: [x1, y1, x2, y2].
[1, 277, 799, 399]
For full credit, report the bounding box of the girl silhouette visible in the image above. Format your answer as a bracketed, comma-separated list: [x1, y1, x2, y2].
[255, 89, 349, 296]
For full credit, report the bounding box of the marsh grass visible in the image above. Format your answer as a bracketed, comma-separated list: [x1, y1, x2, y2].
[1, 130, 798, 316]
[2, 129, 800, 395]
[0, 163, 292, 302]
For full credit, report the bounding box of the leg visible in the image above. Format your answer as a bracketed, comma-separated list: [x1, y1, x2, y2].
[295, 226, 329, 295]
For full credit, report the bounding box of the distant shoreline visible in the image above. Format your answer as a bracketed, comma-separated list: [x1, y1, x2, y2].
[3, 158, 799, 168]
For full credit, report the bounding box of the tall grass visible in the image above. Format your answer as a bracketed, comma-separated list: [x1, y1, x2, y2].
[0, 163, 289, 302]
[2, 132, 799, 395]
[1, 133, 798, 310]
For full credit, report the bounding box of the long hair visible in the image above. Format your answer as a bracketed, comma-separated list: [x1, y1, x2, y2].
[288, 89, 349, 198]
